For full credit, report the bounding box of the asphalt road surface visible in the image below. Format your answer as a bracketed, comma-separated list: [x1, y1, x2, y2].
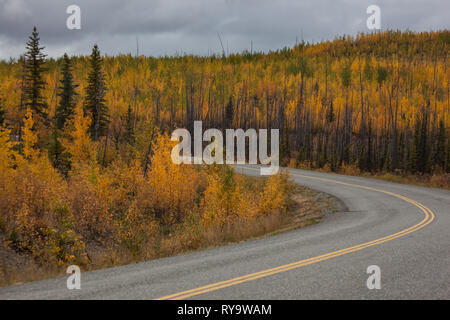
[1, 166, 449, 299]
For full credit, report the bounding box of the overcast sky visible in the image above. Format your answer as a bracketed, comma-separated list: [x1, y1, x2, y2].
[0, 0, 448, 60]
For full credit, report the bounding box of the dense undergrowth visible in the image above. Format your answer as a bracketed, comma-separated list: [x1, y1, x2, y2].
[0, 122, 298, 286]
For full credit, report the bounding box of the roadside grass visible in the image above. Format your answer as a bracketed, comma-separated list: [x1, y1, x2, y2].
[360, 172, 450, 190]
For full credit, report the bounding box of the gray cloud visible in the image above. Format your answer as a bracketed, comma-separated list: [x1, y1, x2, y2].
[0, 0, 448, 60]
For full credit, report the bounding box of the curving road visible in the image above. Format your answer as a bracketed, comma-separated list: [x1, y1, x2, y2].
[1, 166, 449, 299]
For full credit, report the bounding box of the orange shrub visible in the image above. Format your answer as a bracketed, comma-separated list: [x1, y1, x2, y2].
[145, 133, 202, 224]
[259, 171, 292, 215]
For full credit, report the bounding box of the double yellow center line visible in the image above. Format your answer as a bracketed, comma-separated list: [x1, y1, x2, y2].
[156, 168, 435, 300]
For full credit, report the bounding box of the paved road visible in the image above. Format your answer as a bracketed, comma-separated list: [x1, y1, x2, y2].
[1, 166, 449, 299]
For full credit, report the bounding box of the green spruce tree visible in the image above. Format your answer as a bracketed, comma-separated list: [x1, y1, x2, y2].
[24, 27, 47, 118]
[225, 95, 234, 128]
[56, 53, 77, 130]
[48, 118, 71, 176]
[84, 44, 109, 141]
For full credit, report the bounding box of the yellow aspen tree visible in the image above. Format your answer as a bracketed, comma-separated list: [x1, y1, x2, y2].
[22, 107, 39, 160]
[66, 106, 95, 165]
[0, 126, 21, 170]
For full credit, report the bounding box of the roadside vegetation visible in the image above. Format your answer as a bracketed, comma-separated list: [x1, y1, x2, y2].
[291, 161, 449, 189]
[0, 127, 334, 286]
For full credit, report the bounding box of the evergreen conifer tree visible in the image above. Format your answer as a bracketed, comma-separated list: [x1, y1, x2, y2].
[84, 44, 109, 140]
[48, 118, 71, 176]
[24, 27, 47, 118]
[125, 104, 135, 144]
[56, 53, 77, 130]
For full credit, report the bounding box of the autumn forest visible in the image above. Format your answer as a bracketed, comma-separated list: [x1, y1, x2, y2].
[0, 28, 448, 284]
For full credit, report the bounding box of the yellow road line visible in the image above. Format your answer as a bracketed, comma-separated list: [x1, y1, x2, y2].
[156, 167, 435, 300]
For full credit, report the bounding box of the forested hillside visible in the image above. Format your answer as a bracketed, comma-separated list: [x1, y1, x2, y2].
[1, 30, 448, 175]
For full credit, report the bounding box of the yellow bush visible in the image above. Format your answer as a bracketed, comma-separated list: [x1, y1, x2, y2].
[259, 171, 292, 215]
[0, 126, 21, 170]
[117, 200, 158, 258]
[66, 166, 113, 241]
[200, 166, 260, 228]
[146, 133, 201, 224]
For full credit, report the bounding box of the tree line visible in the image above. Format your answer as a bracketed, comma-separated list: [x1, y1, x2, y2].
[0, 28, 448, 175]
